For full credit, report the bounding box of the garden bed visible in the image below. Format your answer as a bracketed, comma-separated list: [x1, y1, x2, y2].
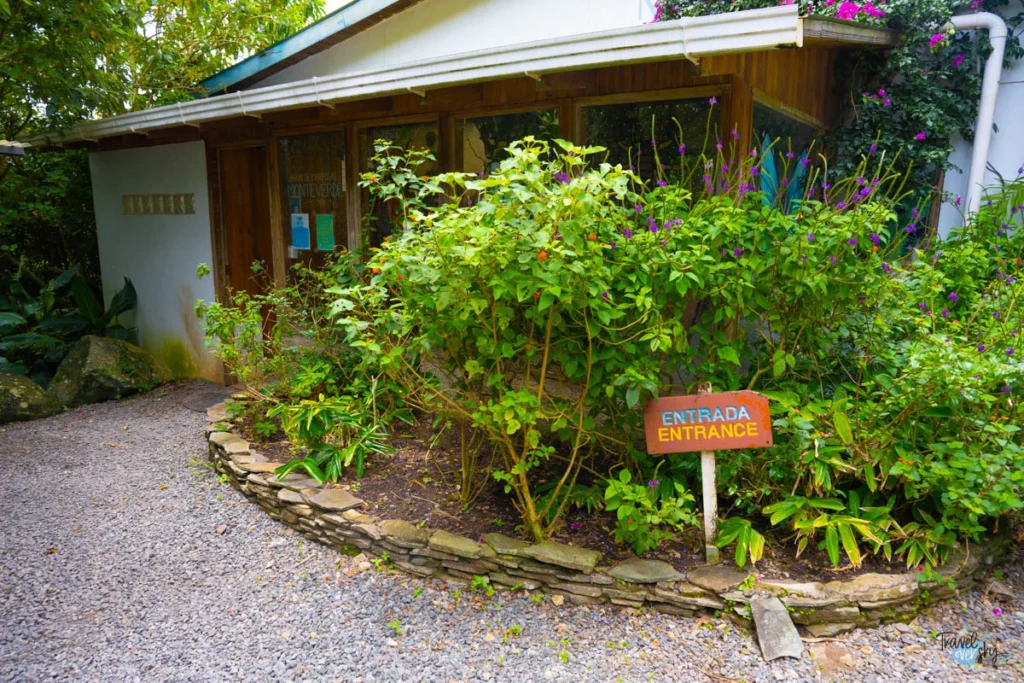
[211, 401, 1011, 636]
[234, 409, 921, 582]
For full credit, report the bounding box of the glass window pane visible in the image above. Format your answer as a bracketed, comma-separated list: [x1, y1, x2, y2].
[277, 131, 348, 273]
[457, 109, 559, 176]
[582, 98, 714, 184]
[359, 122, 439, 249]
[753, 102, 817, 156]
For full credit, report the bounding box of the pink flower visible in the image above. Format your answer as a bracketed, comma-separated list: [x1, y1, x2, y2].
[929, 33, 946, 49]
[994, 607, 1003, 617]
[915, 131, 927, 141]
[862, 2, 885, 18]
[836, 2, 861, 20]
[952, 54, 966, 69]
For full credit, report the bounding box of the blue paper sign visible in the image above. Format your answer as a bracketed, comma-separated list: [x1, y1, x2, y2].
[291, 213, 311, 250]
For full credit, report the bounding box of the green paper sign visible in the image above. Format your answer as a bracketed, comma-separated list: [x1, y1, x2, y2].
[316, 214, 335, 251]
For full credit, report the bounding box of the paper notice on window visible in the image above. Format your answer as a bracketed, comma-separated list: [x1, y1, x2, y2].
[316, 214, 335, 251]
[291, 213, 311, 250]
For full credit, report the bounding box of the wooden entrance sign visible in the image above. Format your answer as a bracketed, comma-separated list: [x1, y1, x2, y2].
[644, 385, 773, 564]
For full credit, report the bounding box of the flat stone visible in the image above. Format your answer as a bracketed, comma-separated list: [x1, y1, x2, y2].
[481, 533, 533, 558]
[488, 572, 541, 591]
[393, 560, 437, 578]
[687, 565, 751, 593]
[209, 431, 250, 454]
[410, 547, 459, 561]
[653, 603, 695, 617]
[266, 473, 321, 491]
[302, 488, 363, 512]
[378, 520, 430, 547]
[353, 523, 383, 541]
[207, 403, 230, 422]
[751, 595, 803, 661]
[651, 587, 724, 610]
[549, 582, 605, 598]
[566, 593, 606, 606]
[805, 623, 858, 637]
[826, 573, 917, 603]
[342, 509, 376, 524]
[791, 605, 861, 625]
[608, 559, 683, 584]
[277, 488, 306, 504]
[240, 462, 281, 474]
[521, 540, 602, 574]
[429, 530, 489, 559]
[230, 453, 254, 466]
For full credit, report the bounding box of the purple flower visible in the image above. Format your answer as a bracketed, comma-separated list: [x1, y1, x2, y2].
[859, 187, 872, 198]
[716, 139, 723, 152]
[786, 151, 795, 159]
[651, 139, 657, 148]
[734, 248, 744, 258]
[829, 255, 838, 265]
[751, 166, 759, 176]
[949, 292, 959, 302]
[569, 522, 582, 531]
[882, 262, 892, 274]
[601, 291, 609, 301]
[750, 148, 757, 158]
[906, 223, 917, 234]
[801, 157, 810, 168]
[1006, 277, 1016, 285]
[731, 128, 739, 140]
[870, 234, 881, 246]
[661, 240, 667, 247]
[883, 98, 891, 107]
[709, 97, 718, 105]
[994, 311, 1002, 319]
[657, 180, 668, 187]
[610, 241, 617, 251]
[847, 238, 857, 246]
[1003, 386, 1013, 394]
[995, 607, 1004, 617]
[678, 145, 686, 155]
[648, 480, 660, 487]
[624, 228, 633, 239]
[634, 204, 643, 213]
[554, 171, 570, 184]
[837, 201, 847, 210]
[869, 143, 878, 155]
[1008, 348, 1016, 356]
[919, 302, 928, 311]
[978, 345, 987, 352]
[955, 195, 962, 206]
[952, 54, 966, 69]
[942, 309, 950, 317]
[912, 208, 920, 219]
[915, 131, 927, 141]
[806, 233, 816, 243]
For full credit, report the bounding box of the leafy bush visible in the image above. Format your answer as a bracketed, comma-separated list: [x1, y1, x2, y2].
[196, 256, 407, 482]
[0, 263, 136, 384]
[334, 134, 1022, 567]
[604, 469, 697, 554]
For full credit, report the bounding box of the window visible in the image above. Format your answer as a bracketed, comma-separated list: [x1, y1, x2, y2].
[277, 131, 348, 272]
[752, 101, 818, 158]
[359, 121, 439, 248]
[456, 109, 559, 176]
[582, 97, 716, 184]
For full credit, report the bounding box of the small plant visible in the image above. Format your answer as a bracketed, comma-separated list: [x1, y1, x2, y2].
[452, 589, 462, 602]
[470, 574, 495, 597]
[503, 625, 522, 643]
[510, 582, 525, 592]
[530, 593, 544, 606]
[604, 469, 697, 554]
[216, 473, 230, 485]
[253, 419, 277, 440]
[716, 517, 766, 569]
[386, 619, 402, 636]
[558, 650, 570, 664]
[371, 551, 391, 573]
[413, 586, 422, 598]
[738, 573, 757, 591]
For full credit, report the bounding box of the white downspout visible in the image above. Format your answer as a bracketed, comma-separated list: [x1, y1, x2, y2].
[944, 12, 1008, 216]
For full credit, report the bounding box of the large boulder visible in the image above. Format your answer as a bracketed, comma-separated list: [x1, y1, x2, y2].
[49, 335, 170, 408]
[0, 373, 58, 423]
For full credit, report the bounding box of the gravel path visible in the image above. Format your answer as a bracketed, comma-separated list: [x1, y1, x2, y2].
[1, 381, 1022, 682]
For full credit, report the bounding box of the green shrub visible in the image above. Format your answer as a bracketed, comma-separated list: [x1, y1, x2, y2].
[335, 135, 1022, 566]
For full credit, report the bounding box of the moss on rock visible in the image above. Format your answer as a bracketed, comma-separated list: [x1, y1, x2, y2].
[49, 335, 171, 408]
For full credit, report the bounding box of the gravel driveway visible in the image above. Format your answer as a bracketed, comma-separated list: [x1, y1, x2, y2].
[1, 381, 1022, 682]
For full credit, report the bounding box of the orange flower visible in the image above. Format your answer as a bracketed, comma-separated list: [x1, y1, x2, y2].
[872, 246, 879, 252]
[533, 291, 540, 300]
[538, 250, 548, 260]
[396, 274, 403, 281]
[588, 233, 597, 240]
[525, 344, 532, 351]
[371, 267, 381, 274]
[422, 175, 430, 181]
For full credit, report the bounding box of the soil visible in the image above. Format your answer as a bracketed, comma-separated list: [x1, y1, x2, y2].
[237, 412, 918, 581]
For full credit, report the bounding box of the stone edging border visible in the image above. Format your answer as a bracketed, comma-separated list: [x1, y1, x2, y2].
[205, 402, 1010, 637]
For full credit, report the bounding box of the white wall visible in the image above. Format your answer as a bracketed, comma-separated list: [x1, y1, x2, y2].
[940, 12, 1024, 236]
[88, 141, 219, 380]
[258, 0, 657, 88]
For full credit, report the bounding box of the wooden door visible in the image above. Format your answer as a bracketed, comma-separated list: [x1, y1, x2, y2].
[220, 146, 273, 297]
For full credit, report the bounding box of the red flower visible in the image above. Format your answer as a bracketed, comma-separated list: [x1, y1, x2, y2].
[538, 251, 548, 260]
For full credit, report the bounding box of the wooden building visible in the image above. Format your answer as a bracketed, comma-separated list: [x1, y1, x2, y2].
[39, 2, 894, 379]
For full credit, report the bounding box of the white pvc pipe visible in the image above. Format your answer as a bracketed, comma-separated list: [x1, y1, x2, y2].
[944, 12, 1008, 216]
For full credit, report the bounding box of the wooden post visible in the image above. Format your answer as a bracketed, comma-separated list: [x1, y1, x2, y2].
[697, 381, 720, 564]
